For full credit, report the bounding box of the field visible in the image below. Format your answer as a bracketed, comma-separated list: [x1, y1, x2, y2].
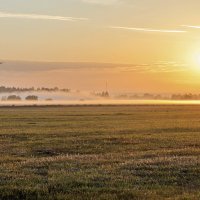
[0, 105, 200, 199]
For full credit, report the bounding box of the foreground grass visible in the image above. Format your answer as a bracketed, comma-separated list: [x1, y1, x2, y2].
[0, 105, 200, 199]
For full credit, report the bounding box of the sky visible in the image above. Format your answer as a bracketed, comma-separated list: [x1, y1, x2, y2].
[1, 0, 200, 93]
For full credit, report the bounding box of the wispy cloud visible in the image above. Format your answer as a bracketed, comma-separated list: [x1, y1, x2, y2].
[0, 11, 88, 21]
[1, 61, 188, 74]
[110, 26, 187, 33]
[181, 25, 200, 29]
[121, 61, 188, 73]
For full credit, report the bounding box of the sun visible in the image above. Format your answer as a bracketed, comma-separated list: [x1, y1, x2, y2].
[190, 50, 200, 70]
[196, 54, 200, 65]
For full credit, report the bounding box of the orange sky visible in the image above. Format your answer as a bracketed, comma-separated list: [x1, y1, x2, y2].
[1, 0, 200, 92]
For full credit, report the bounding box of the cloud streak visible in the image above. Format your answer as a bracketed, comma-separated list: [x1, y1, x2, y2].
[1, 60, 188, 74]
[121, 61, 188, 73]
[110, 26, 187, 33]
[182, 25, 200, 29]
[0, 11, 88, 21]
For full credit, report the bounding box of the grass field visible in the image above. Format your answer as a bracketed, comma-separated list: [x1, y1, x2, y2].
[0, 105, 200, 199]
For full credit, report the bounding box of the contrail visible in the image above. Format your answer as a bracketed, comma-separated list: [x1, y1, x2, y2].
[0, 11, 88, 21]
[110, 26, 187, 33]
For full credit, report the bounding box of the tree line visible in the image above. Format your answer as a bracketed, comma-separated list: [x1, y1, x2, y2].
[0, 86, 70, 93]
[2, 95, 39, 101]
[116, 93, 200, 100]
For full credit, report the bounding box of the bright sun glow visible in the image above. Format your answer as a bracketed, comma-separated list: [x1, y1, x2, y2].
[196, 54, 200, 65]
[190, 50, 200, 70]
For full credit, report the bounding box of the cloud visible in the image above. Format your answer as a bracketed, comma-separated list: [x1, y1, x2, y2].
[110, 26, 187, 33]
[0, 60, 188, 74]
[0, 61, 126, 72]
[0, 11, 88, 21]
[181, 25, 200, 29]
[121, 61, 188, 73]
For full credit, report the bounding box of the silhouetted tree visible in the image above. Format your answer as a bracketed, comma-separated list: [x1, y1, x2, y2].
[7, 95, 21, 101]
[25, 95, 38, 101]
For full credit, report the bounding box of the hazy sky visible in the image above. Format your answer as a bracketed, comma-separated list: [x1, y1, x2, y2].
[1, 0, 200, 92]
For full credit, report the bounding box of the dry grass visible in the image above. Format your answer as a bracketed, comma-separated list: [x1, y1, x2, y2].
[0, 105, 200, 199]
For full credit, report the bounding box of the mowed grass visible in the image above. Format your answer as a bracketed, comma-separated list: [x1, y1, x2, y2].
[0, 105, 200, 200]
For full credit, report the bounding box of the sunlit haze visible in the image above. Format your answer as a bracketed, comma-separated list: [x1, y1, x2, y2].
[1, 0, 200, 93]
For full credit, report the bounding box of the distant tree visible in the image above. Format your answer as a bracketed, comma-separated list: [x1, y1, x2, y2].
[7, 95, 21, 101]
[25, 95, 38, 101]
[102, 91, 109, 98]
[61, 88, 71, 93]
[0, 85, 70, 93]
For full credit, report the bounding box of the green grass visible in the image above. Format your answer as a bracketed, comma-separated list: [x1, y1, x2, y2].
[0, 105, 200, 199]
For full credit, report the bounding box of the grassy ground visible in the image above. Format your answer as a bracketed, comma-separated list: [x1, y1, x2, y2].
[0, 105, 200, 199]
